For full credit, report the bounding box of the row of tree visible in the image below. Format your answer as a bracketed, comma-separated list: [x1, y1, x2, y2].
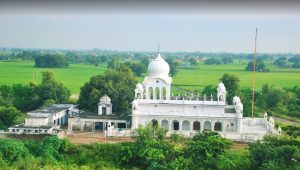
[0, 125, 299, 169]
[204, 57, 234, 65]
[274, 56, 300, 68]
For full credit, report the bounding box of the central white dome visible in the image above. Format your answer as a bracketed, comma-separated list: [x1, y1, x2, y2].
[148, 53, 170, 78]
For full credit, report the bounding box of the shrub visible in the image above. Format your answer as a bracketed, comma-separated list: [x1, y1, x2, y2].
[0, 139, 29, 164]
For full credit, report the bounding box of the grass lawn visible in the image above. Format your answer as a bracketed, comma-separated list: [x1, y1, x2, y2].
[1, 60, 300, 95]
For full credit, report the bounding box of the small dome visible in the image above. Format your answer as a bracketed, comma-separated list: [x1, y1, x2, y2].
[136, 83, 143, 90]
[217, 82, 226, 92]
[148, 53, 170, 78]
[100, 94, 111, 103]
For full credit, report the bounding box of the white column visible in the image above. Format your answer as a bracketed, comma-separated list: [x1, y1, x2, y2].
[68, 119, 72, 132]
[160, 87, 163, 100]
[169, 120, 172, 132]
[80, 121, 84, 131]
[166, 85, 171, 100]
[212, 121, 215, 131]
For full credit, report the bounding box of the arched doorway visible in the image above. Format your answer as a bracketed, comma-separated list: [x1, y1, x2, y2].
[193, 121, 201, 131]
[203, 121, 211, 131]
[151, 119, 158, 127]
[182, 120, 190, 131]
[172, 120, 179, 131]
[161, 120, 169, 130]
[214, 122, 222, 131]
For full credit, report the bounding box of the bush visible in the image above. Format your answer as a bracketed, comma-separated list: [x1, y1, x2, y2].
[249, 136, 300, 169]
[217, 151, 250, 170]
[0, 139, 29, 164]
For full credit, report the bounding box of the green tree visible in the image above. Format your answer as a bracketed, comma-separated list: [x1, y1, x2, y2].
[166, 57, 179, 77]
[34, 54, 69, 68]
[11, 84, 41, 111]
[249, 136, 300, 170]
[126, 62, 147, 76]
[0, 106, 22, 129]
[38, 71, 70, 104]
[204, 58, 221, 65]
[78, 67, 138, 114]
[0, 139, 29, 164]
[107, 55, 121, 70]
[221, 57, 233, 64]
[201, 85, 217, 96]
[220, 74, 240, 104]
[216, 151, 250, 170]
[274, 57, 289, 68]
[245, 60, 269, 72]
[119, 124, 189, 170]
[141, 57, 149, 66]
[186, 131, 232, 169]
[189, 58, 198, 66]
[0, 85, 13, 107]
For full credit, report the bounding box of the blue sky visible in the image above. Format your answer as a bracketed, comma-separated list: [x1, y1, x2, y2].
[0, 3, 300, 53]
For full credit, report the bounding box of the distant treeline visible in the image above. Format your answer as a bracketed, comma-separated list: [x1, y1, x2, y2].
[34, 54, 68, 68]
[0, 48, 299, 63]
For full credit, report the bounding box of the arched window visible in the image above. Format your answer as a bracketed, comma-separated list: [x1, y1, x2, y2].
[172, 120, 179, 131]
[193, 121, 201, 131]
[214, 122, 222, 131]
[151, 119, 158, 127]
[161, 120, 169, 130]
[102, 107, 106, 115]
[149, 87, 154, 99]
[162, 87, 167, 100]
[155, 87, 160, 100]
[182, 120, 190, 131]
[203, 121, 211, 131]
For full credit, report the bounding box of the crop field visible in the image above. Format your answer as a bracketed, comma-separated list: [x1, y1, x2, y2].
[1, 60, 300, 95]
[173, 60, 300, 93]
[0, 61, 106, 94]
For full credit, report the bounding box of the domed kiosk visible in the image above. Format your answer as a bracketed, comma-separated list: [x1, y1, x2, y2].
[139, 53, 172, 100]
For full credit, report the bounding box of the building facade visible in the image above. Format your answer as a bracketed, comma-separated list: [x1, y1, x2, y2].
[131, 53, 279, 141]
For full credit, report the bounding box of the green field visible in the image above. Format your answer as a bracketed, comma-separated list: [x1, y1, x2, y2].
[1, 60, 300, 95]
[0, 61, 106, 94]
[173, 60, 300, 92]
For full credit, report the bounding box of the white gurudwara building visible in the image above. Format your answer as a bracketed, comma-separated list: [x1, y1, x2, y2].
[130, 52, 280, 142]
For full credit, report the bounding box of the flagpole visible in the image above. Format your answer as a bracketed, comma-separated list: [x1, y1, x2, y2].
[251, 28, 258, 119]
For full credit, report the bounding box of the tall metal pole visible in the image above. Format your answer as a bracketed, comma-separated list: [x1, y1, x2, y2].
[251, 28, 258, 119]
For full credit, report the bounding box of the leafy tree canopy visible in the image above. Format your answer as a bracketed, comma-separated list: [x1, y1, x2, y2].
[0, 106, 22, 130]
[204, 58, 222, 65]
[78, 66, 138, 114]
[220, 73, 240, 104]
[245, 60, 269, 72]
[34, 54, 69, 68]
[166, 57, 179, 77]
